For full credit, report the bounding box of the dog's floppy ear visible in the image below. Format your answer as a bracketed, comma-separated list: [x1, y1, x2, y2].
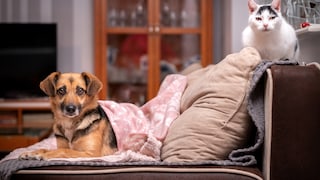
[81, 72, 102, 96]
[40, 72, 61, 97]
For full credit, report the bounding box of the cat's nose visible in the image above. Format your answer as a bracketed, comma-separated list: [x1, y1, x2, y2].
[263, 24, 268, 28]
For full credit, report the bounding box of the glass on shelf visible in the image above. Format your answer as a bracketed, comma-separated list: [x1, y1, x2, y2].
[107, 0, 147, 27]
[107, 34, 148, 105]
[160, 34, 200, 80]
[160, 0, 200, 28]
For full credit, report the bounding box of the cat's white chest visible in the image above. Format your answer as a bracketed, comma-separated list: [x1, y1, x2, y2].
[242, 26, 298, 61]
[255, 41, 287, 60]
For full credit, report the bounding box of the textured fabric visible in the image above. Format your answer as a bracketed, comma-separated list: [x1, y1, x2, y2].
[99, 74, 187, 158]
[229, 60, 298, 164]
[10, 166, 263, 180]
[161, 47, 262, 162]
[161, 49, 299, 163]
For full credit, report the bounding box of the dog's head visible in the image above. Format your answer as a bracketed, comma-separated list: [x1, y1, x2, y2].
[40, 72, 102, 118]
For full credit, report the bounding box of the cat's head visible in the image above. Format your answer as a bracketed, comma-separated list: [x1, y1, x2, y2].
[247, 0, 282, 32]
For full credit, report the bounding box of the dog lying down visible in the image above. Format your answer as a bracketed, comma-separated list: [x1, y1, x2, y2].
[19, 72, 187, 160]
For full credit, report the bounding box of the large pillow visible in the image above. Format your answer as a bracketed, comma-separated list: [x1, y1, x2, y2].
[161, 47, 262, 162]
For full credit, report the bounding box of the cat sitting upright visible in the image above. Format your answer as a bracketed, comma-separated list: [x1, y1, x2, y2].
[242, 0, 300, 61]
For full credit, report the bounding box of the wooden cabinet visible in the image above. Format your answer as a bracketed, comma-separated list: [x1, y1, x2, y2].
[0, 100, 53, 151]
[94, 0, 213, 103]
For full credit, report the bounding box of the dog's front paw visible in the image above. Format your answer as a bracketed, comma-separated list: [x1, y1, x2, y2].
[19, 149, 48, 160]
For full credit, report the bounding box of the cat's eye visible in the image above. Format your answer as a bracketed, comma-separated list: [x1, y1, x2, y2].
[269, 16, 276, 20]
[256, 17, 262, 21]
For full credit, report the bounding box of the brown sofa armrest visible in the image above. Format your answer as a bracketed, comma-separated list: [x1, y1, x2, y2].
[267, 64, 320, 180]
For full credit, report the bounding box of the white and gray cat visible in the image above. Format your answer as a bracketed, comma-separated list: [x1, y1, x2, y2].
[242, 0, 300, 61]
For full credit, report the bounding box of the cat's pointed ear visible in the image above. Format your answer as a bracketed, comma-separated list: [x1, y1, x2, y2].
[271, 0, 281, 11]
[248, 0, 257, 13]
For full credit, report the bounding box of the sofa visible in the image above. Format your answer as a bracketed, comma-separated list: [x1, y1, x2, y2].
[1, 48, 319, 180]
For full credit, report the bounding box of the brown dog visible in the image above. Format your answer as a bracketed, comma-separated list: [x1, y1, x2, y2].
[19, 72, 117, 160]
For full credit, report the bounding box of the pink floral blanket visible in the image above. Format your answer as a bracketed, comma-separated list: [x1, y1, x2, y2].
[1, 74, 187, 163]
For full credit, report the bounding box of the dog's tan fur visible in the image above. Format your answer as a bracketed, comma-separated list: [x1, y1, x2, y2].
[20, 72, 117, 160]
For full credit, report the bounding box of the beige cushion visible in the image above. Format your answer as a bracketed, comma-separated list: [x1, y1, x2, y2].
[161, 47, 262, 162]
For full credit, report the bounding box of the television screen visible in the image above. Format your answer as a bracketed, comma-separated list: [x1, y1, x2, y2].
[0, 23, 57, 99]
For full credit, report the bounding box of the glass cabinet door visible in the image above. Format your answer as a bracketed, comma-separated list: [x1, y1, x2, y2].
[107, 34, 148, 105]
[94, 0, 212, 104]
[105, 0, 149, 105]
[158, 0, 202, 79]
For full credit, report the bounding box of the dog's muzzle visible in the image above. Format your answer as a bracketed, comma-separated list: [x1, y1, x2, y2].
[63, 104, 80, 117]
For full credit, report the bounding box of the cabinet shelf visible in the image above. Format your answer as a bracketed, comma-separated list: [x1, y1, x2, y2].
[296, 24, 320, 35]
[0, 100, 50, 109]
[106, 27, 148, 34]
[106, 27, 201, 34]
[0, 100, 53, 151]
[160, 28, 201, 34]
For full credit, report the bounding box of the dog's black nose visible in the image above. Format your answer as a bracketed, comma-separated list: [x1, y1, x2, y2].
[65, 105, 76, 113]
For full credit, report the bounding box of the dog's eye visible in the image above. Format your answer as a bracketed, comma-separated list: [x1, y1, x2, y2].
[57, 87, 66, 96]
[76, 87, 86, 96]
